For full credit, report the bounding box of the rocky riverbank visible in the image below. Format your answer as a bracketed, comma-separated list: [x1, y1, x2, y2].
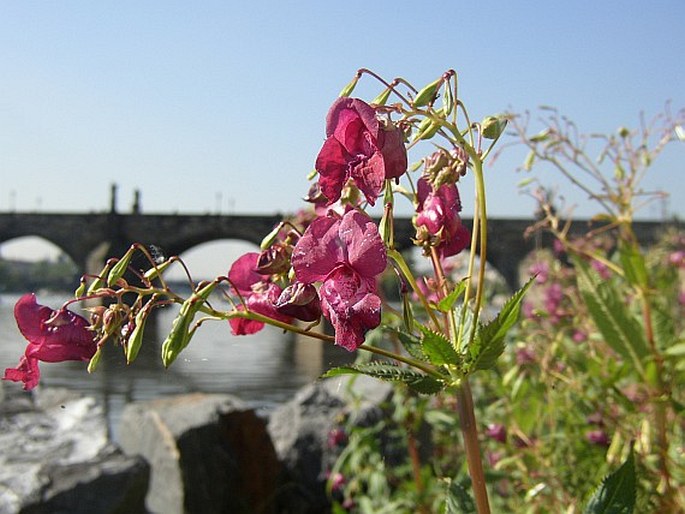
[0, 375, 394, 514]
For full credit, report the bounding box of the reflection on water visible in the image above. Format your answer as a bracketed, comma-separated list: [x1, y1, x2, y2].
[0, 293, 351, 441]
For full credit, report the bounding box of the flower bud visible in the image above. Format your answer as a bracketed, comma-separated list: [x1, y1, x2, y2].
[275, 282, 321, 322]
[256, 243, 292, 275]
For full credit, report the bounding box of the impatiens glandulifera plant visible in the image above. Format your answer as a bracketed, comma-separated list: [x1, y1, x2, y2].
[502, 107, 685, 512]
[4, 69, 646, 513]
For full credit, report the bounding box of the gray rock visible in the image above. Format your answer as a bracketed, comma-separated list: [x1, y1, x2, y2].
[118, 393, 281, 514]
[0, 385, 149, 514]
[267, 376, 393, 513]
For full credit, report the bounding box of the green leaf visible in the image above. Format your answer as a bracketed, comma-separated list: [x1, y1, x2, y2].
[444, 478, 476, 513]
[419, 325, 460, 366]
[389, 328, 426, 361]
[575, 258, 650, 374]
[583, 448, 636, 514]
[322, 363, 444, 394]
[618, 242, 648, 289]
[436, 280, 467, 313]
[652, 302, 677, 353]
[467, 276, 535, 372]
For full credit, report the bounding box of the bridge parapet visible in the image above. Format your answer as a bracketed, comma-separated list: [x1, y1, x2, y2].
[0, 212, 677, 290]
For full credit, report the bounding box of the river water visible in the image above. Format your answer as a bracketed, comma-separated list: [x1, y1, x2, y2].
[0, 292, 350, 440]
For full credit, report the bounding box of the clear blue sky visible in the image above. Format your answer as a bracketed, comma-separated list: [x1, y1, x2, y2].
[1, 1, 684, 221]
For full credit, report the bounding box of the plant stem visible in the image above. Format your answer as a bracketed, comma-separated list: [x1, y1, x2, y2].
[456, 379, 491, 514]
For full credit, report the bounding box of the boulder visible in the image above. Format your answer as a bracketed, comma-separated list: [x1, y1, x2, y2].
[0, 384, 149, 514]
[117, 393, 281, 514]
[267, 376, 394, 513]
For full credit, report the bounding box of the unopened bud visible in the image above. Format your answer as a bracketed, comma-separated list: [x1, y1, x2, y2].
[256, 243, 292, 275]
[275, 282, 321, 322]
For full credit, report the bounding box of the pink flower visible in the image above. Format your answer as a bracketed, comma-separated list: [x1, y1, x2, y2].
[3, 293, 97, 390]
[415, 177, 470, 258]
[669, 250, 685, 268]
[316, 98, 407, 206]
[291, 210, 387, 350]
[529, 261, 549, 284]
[227, 252, 292, 335]
[591, 259, 612, 280]
[485, 423, 508, 443]
[586, 429, 610, 447]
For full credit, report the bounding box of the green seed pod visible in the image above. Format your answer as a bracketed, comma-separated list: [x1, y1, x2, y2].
[161, 281, 217, 367]
[339, 74, 360, 98]
[481, 115, 507, 140]
[74, 280, 87, 298]
[371, 87, 392, 106]
[87, 346, 102, 373]
[86, 275, 107, 296]
[413, 78, 442, 107]
[413, 116, 441, 142]
[107, 247, 135, 287]
[126, 310, 148, 364]
[259, 222, 284, 250]
[143, 258, 174, 281]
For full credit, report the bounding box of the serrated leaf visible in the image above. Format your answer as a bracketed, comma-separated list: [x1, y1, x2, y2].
[467, 276, 535, 372]
[389, 328, 427, 361]
[583, 448, 636, 514]
[436, 280, 467, 313]
[419, 326, 460, 366]
[575, 258, 649, 373]
[322, 363, 444, 394]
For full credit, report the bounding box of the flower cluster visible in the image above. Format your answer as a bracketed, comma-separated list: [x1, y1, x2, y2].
[4, 91, 472, 393]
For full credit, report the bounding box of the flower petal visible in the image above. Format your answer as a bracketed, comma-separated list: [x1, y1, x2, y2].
[315, 137, 349, 205]
[228, 252, 264, 295]
[338, 210, 387, 278]
[319, 266, 382, 351]
[292, 214, 344, 283]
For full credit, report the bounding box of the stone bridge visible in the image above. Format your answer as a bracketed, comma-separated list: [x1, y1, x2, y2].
[0, 211, 675, 290]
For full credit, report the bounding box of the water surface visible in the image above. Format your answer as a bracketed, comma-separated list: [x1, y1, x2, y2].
[0, 293, 349, 440]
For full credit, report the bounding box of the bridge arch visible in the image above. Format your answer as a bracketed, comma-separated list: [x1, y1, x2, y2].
[164, 239, 261, 282]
